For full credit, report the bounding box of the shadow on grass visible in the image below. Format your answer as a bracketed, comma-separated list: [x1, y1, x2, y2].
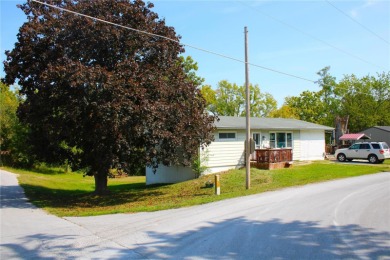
[18, 182, 165, 209]
[109, 182, 173, 192]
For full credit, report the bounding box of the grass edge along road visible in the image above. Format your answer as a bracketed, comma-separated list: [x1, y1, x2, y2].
[2, 161, 389, 217]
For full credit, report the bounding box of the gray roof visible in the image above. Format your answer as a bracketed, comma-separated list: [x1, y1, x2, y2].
[373, 126, 390, 132]
[215, 116, 334, 131]
[360, 126, 390, 133]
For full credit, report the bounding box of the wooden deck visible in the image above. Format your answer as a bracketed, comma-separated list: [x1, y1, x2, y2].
[250, 148, 293, 170]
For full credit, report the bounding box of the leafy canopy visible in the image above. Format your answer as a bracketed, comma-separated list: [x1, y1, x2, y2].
[3, 0, 215, 193]
[0, 83, 31, 166]
[283, 67, 390, 133]
[200, 80, 277, 117]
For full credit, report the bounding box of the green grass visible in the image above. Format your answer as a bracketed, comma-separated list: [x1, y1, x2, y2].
[3, 160, 390, 217]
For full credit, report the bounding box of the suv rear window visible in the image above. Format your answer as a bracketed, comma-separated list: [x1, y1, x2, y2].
[372, 143, 380, 149]
[383, 143, 389, 149]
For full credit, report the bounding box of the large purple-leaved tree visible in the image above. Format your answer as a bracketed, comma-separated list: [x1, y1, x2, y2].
[3, 0, 215, 194]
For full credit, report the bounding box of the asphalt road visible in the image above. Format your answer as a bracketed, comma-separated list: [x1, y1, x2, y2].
[1, 169, 389, 259]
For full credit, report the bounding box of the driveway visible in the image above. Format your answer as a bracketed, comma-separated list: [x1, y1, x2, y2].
[0, 170, 131, 259]
[1, 169, 390, 259]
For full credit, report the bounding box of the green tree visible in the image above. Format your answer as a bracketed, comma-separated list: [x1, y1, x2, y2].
[205, 80, 277, 117]
[179, 56, 205, 87]
[269, 104, 299, 119]
[285, 91, 325, 123]
[0, 83, 32, 166]
[0, 83, 18, 153]
[200, 85, 217, 114]
[214, 80, 244, 116]
[316, 67, 341, 126]
[3, 0, 215, 194]
[285, 67, 339, 125]
[239, 84, 277, 117]
[254, 91, 277, 117]
[285, 67, 390, 132]
[336, 72, 390, 132]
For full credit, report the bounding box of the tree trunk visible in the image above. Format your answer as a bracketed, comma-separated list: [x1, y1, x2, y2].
[94, 171, 110, 195]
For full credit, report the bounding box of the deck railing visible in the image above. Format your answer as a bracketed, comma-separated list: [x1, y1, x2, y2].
[254, 148, 293, 164]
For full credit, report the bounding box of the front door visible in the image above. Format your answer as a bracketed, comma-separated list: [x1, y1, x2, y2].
[253, 133, 261, 149]
[251, 133, 261, 161]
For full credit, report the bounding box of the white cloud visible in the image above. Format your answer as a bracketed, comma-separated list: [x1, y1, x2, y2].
[349, 0, 378, 18]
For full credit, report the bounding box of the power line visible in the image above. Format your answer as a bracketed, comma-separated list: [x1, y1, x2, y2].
[30, 0, 316, 83]
[325, 0, 389, 45]
[236, 1, 386, 70]
[30, 0, 380, 97]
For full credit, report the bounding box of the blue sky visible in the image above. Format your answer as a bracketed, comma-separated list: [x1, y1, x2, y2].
[1, 0, 389, 106]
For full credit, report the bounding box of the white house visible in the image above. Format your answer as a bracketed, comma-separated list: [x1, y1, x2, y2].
[146, 116, 334, 185]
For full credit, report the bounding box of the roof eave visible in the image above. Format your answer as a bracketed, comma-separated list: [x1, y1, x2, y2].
[215, 126, 334, 131]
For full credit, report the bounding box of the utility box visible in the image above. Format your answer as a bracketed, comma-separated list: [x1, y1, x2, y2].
[245, 138, 256, 154]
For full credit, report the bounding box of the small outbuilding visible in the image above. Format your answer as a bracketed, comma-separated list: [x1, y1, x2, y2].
[339, 133, 371, 141]
[360, 126, 390, 146]
[337, 133, 371, 148]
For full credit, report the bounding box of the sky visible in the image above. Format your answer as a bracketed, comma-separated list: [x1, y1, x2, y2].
[1, 0, 389, 106]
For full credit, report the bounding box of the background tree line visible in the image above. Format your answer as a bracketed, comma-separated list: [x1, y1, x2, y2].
[200, 81, 277, 117]
[282, 67, 390, 133]
[2, 65, 389, 167]
[2, 67, 389, 170]
[200, 67, 390, 134]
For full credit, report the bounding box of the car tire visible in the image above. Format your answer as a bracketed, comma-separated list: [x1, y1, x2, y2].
[337, 153, 346, 162]
[368, 154, 378, 164]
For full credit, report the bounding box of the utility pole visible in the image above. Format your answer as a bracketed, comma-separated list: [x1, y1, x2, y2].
[244, 26, 251, 190]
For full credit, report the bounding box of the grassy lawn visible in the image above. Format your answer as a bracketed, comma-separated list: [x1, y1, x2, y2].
[2, 160, 390, 217]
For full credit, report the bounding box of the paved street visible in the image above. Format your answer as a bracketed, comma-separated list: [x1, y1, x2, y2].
[1, 169, 390, 259]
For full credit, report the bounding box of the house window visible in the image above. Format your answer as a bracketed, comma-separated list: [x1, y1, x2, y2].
[287, 133, 292, 147]
[270, 132, 293, 148]
[277, 133, 286, 148]
[270, 133, 276, 148]
[219, 132, 236, 140]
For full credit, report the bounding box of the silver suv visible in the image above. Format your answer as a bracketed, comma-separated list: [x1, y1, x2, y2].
[335, 142, 390, 164]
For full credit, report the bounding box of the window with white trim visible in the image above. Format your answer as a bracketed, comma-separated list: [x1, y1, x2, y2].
[269, 132, 293, 148]
[219, 132, 236, 140]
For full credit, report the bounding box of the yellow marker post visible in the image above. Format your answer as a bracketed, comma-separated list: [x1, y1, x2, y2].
[215, 175, 220, 195]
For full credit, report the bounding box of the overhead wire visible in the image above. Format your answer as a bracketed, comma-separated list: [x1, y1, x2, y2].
[325, 0, 389, 45]
[236, 0, 387, 71]
[30, 0, 315, 83]
[30, 0, 381, 97]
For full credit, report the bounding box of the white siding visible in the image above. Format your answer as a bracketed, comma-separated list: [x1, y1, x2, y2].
[203, 131, 245, 173]
[145, 128, 328, 184]
[299, 130, 326, 160]
[146, 165, 195, 185]
[293, 130, 301, 160]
